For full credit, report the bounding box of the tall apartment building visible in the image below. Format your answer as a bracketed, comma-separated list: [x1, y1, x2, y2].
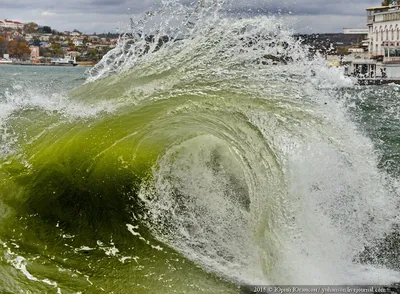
[367, 5, 400, 61]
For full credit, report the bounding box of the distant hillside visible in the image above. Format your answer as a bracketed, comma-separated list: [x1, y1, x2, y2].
[295, 33, 366, 47]
[293, 33, 367, 55]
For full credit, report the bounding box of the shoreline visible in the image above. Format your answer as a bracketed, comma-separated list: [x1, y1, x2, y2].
[0, 62, 95, 67]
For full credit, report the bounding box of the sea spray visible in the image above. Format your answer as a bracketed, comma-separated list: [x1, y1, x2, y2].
[0, 1, 399, 292]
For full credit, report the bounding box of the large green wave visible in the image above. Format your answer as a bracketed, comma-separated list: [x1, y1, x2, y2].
[1, 2, 400, 292]
[0, 92, 247, 293]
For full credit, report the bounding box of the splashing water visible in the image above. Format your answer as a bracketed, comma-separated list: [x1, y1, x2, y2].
[0, 1, 399, 292]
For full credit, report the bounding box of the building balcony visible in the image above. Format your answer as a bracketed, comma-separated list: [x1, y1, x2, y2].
[382, 41, 400, 47]
[383, 57, 400, 63]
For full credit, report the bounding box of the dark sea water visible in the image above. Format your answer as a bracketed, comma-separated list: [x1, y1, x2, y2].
[344, 86, 400, 179]
[1, 3, 400, 293]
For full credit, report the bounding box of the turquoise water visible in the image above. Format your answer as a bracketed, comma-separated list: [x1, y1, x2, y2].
[0, 65, 87, 93]
[1, 3, 400, 293]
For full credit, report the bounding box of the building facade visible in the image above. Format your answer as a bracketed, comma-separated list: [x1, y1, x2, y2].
[367, 5, 400, 60]
[0, 20, 24, 29]
[347, 4, 400, 80]
[29, 46, 39, 60]
[343, 28, 369, 35]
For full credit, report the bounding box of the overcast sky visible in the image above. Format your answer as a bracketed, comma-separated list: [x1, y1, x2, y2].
[0, 0, 381, 34]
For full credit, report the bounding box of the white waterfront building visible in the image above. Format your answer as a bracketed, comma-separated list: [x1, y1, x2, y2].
[367, 5, 400, 60]
[347, 4, 400, 81]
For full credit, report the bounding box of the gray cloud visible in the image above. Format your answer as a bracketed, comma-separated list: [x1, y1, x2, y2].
[0, 0, 378, 33]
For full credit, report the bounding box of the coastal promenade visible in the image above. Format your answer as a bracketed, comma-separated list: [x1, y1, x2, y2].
[0, 61, 95, 66]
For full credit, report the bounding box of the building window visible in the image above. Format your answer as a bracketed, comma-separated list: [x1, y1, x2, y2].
[386, 30, 389, 40]
[392, 30, 395, 40]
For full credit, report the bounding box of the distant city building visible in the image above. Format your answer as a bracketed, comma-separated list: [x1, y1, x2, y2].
[66, 50, 80, 57]
[89, 35, 100, 41]
[0, 19, 24, 29]
[0, 17, 116, 64]
[39, 41, 49, 48]
[342, 28, 369, 52]
[39, 35, 50, 42]
[30, 46, 39, 59]
[24, 34, 34, 41]
[348, 48, 365, 53]
[73, 39, 84, 46]
[343, 28, 369, 34]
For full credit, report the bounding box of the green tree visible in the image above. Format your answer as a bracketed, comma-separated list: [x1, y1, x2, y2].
[87, 48, 99, 61]
[43, 26, 52, 34]
[23, 22, 38, 33]
[51, 43, 62, 57]
[67, 40, 77, 52]
[382, 0, 400, 5]
[0, 36, 8, 55]
[8, 40, 31, 59]
[39, 47, 50, 57]
[31, 38, 41, 47]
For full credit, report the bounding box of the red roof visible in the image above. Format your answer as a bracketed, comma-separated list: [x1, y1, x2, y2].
[2, 19, 23, 24]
